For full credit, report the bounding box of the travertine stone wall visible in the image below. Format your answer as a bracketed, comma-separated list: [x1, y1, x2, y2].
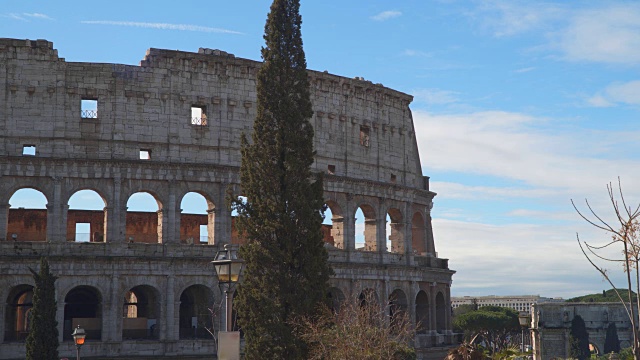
[532, 302, 634, 359]
[0, 38, 454, 360]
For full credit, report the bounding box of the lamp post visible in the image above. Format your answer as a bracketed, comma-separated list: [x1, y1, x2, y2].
[518, 312, 531, 353]
[71, 325, 86, 360]
[212, 244, 244, 360]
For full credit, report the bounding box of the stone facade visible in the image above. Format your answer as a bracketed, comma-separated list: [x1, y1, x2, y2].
[0, 38, 455, 359]
[532, 302, 634, 359]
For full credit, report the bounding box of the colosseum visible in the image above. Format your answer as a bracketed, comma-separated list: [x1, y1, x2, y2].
[0, 38, 455, 359]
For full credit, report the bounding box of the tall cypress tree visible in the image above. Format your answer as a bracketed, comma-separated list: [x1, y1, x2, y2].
[231, 0, 333, 359]
[569, 315, 590, 360]
[604, 322, 620, 354]
[25, 257, 59, 360]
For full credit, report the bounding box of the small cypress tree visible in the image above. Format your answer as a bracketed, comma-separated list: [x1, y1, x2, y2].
[25, 258, 59, 360]
[604, 322, 620, 354]
[231, 0, 333, 359]
[569, 315, 590, 360]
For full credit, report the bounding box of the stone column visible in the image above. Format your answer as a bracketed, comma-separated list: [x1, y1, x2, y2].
[213, 207, 232, 245]
[165, 275, 177, 341]
[107, 275, 120, 341]
[109, 179, 125, 243]
[165, 181, 179, 244]
[409, 281, 417, 327]
[376, 199, 386, 254]
[213, 185, 232, 245]
[56, 302, 65, 343]
[157, 209, 167, 244]
[403, 203, 412, 262]
[382, 280, 390, 327]
[0, 203, 9, 241]
[343, 196, 356, 251]
[102, 206, 111, 243]
[425, 201, 436, 256]
[47, 177, 66, 242]
[0, 301, 5, 344]
[430, 283, 437, 335]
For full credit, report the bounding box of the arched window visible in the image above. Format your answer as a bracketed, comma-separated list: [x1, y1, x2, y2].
[67, 190, 107, 242]
[126, 192, 162, 243]
[8, 189, 47, 242]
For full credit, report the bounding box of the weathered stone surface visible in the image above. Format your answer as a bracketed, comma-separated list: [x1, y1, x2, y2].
[532, 302, 634, 359]
[0, 38, 455, 360]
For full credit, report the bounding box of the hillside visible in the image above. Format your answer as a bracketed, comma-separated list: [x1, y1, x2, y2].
[567, 289, 637, 303]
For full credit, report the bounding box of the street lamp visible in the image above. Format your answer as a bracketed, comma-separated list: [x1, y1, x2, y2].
[518, 312, 531, 353]
[212, 244, 244, 332]
[212, 244, 244, 360]
[71, 325, 86, 360]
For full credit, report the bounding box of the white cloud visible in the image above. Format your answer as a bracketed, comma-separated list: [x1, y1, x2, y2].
[513, 66, 535, 73]
[558, 5, 640, 64]
[435, 218, 623, 298]
[413, 109, 640, 197]
[588, 80, 640, 107]
[4, 12, 53, 21]
[371, 10, 402, 21]
[431, 181, 561, 201]
[81, 20, 243, 35]
[402, 49, 432, 58]
[473, 1, 565, 37]
[586, 94, 613, 108]
[412, 88, 460, 105]
[23, 13, 53, 20]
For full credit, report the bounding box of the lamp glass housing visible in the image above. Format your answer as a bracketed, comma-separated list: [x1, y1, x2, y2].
[72, 325, 86, 346]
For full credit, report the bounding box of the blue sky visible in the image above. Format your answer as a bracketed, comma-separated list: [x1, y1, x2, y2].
[4, 0, 640, 298]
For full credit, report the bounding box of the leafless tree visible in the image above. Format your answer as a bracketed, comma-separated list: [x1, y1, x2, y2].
[294, 291, 416, 360]
[573, 178, 640, 359]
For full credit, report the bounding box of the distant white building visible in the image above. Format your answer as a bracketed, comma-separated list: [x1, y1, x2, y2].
[451, 295, 564, 313]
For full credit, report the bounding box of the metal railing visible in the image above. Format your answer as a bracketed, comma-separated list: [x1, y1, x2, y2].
[81, 109, 98, 119]
[191, 117, 207, 126]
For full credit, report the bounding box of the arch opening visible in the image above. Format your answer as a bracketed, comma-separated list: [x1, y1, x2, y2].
[67, 189, 107, 242]
[416, 290, 429, 334]
[436, 292, 446, 333]
[180, 192, 215, 245]
[8, 188, 48, 242]
[122, 285, 161, 340]
[126, 192, 162, 244]
[4, 285, 34, 342]
[323, 201, 344, 249]
[327, 287, 346, 313]
[389, 289, 408, 326]
[179, 285, 214, 339]
[355, 205, 377, 251]
[412, 212, 427, 255]
[64, 286, 102, 341]
[387, 208, 404, 254]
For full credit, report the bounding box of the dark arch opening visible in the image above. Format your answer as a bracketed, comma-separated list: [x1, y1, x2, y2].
[436, 292, 446, 333]
[122, 285, 161, 339]
[327, 287, 346, 313]
[389, 289, 408, 326]
[4, 284, 34, 342]
[179, 285, 214, 339]
[64, 286, 102, 341]
[416, 290, 429, 334]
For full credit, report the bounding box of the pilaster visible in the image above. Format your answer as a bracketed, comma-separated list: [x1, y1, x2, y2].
[0, 203, 9, 241]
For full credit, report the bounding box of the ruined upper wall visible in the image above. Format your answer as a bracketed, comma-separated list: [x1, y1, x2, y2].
[0, 38, 424, 188]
